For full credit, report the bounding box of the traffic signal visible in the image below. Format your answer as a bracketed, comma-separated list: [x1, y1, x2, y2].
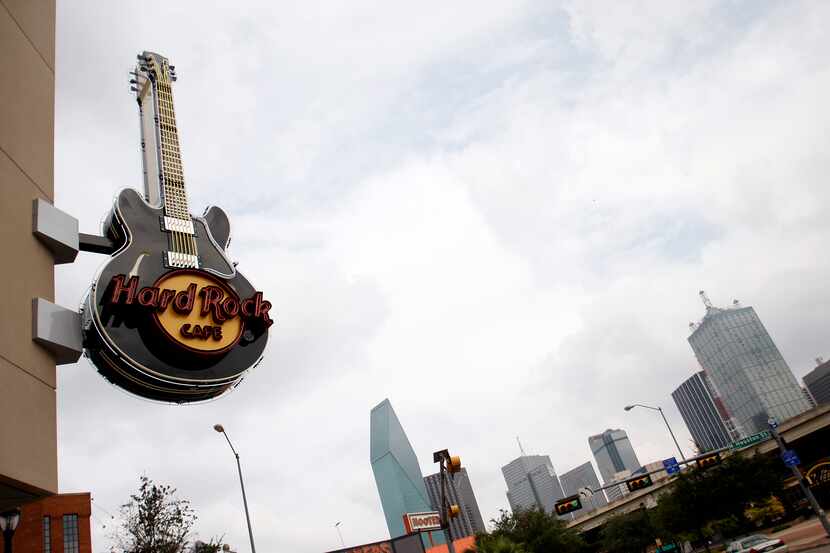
[554, 495, 582, 516]
[626, 474, 653, 492]
[696, 452, 721, 470]
[448, 455, 462, 474]
[447, 505, 461, 519]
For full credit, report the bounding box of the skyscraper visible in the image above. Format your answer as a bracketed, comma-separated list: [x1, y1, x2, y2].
[370, 399, 436, 541]
[501, 455, 565, 515]
[804, 358, 830, 406]
[424, 468, 486, 538]
[688, 297, 811, 435]
[672, 371, 738, 452]
[588, 429, 641, 502]
[559, 462, 608, 517]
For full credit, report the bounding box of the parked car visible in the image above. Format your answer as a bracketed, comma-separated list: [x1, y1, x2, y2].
[726, 535, 788, 553]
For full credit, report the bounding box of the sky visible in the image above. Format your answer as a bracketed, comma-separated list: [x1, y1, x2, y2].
[52, 1, 830, 551]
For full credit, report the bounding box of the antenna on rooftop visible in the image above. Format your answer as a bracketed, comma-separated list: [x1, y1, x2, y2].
[516, 436, 526, 456]
[817, 357, 825, 366]
[699, 290, 713, 310]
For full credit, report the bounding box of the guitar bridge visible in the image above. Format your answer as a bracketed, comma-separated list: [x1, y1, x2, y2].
[165, 251, 199, 269]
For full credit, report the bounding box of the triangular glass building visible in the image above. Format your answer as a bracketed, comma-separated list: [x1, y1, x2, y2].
[370, 399, 441, 544]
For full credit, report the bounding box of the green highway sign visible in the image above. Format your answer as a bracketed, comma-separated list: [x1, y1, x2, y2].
[730, 430, 771, 450]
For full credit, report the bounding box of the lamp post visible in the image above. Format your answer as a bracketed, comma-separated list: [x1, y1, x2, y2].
[335, 521, 345, 548]
[0, 509, 21, 553]
[214, 424, 256, 553]
[624, 404, 685, 461]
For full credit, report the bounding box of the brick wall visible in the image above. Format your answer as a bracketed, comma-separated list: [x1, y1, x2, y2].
[0, 493, 91, 553]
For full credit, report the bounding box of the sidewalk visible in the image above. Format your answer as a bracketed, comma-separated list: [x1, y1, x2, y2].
[769, 518, 830, 552]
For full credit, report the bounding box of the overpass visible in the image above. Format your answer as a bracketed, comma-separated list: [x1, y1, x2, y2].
[567, 404, 830, 533]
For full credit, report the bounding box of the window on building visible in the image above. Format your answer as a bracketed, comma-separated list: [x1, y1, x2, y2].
[43, 516, 51, 553]
[62, 514, 79, 553]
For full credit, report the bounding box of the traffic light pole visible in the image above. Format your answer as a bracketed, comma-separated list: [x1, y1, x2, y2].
[434, 450, 457, 553]
[768, 426, 830, 537]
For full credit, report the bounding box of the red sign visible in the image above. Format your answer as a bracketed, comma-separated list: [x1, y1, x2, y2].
[403, 511, 442, 533]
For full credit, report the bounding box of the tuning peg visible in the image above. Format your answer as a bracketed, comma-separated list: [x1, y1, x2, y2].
[129, 79, 138, 84]
[130, 86, 138, 92]
[169, 65, 175, 70]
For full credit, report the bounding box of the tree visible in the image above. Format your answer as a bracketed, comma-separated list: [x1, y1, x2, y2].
[483, 508, 585, 553]
[744, 496, 785, 527]
[601, 508, 658, 553]
[468, 534, 528, 553]
[652, 453, 785, 551]
[115, 475, 199, 553]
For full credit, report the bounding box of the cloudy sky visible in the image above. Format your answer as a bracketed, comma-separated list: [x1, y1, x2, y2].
[53, 1, 830, 551]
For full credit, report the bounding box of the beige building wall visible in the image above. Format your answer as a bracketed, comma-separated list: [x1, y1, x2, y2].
[0, 0, 58, 508]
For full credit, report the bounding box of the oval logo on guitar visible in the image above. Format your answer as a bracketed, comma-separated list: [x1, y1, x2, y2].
[107, 270, 273, 355]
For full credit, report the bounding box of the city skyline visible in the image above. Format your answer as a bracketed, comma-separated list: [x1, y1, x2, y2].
[44, 1, 830, 551]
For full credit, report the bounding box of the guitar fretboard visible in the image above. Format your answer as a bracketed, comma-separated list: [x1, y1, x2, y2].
[154, 65, 189, 221]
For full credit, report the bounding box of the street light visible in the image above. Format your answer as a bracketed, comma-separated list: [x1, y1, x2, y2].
[624, 404, 685, 461]
[334, 521, 345, 548]
[214, 424, 256, 553]
[0, 509, 21, 553]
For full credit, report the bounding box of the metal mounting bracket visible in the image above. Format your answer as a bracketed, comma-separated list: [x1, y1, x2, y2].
[32, 298, 83, 365]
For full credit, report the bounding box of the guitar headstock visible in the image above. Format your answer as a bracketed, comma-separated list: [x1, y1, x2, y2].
[129, 51, 176, 94]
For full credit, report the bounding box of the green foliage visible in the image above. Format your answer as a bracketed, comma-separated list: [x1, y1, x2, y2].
[468, 534, 528, 553]
[484, 508, 585, 553]
[744, 496, 785, 527]
[601, 509, 658, 553]
[704, 516, 742, 540]
[116, 475, 198, 553]
[191, 538, 226, 553]
[652, 453, 785, 544]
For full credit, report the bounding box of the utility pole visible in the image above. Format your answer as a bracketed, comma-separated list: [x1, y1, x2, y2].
[768, 420, 830, 537]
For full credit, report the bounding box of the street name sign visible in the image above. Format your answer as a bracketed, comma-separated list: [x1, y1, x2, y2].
[730, 430, 771, 451]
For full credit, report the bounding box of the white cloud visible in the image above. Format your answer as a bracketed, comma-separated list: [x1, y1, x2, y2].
[52, 1, 830, 551]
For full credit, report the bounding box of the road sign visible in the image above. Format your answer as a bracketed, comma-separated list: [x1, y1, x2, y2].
[662, 457, 680, 475]
[730, 430, 771, 450]
[768, 417, 779, 429]
[781, 449, 801, 468]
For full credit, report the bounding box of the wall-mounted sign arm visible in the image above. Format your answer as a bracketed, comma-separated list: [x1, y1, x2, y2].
[78, 233, 117, 255]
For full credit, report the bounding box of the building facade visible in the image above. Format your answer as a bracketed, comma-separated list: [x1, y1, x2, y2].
[672, 371, 738, 452]
[588, 429, 641, 494]
[501, 455, 565, 515]
[559, 462, 608, 517]
[0, 493, 91, 553]
[0, 0, 59, 511]
[804, 359, 830, 406]
[370, 399, 436, 542]
[424, 468, 485, 538]
[688, 303, 811, 435]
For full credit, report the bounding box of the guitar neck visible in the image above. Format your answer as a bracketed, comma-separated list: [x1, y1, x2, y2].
[134, 51, 190, 220]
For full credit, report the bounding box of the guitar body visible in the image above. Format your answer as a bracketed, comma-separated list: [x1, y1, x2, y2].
[83, 188, 270, 403]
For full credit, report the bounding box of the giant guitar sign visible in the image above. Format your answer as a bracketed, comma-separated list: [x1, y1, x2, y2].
[82, 51, 272, 402]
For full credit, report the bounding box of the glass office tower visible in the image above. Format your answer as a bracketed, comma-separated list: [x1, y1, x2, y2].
[688, 303, 810, 435]
[588, 429, 641, 502]
[559, 461, 608, 517]
[370, 399, 436, 541]
[501, 455, 565, 516]
[672, 371, 737, 451]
